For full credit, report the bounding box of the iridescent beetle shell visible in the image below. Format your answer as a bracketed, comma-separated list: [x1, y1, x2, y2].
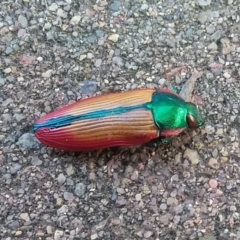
[34, 88, 204, 151]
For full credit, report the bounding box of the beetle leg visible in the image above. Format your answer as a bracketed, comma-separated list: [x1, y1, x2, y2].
[161, 138, 171, 144]
[107, 155, 119, 176]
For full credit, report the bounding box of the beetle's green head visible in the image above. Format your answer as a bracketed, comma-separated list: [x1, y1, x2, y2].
[185, 102, 204, 129]
[149, 91, 205, 136]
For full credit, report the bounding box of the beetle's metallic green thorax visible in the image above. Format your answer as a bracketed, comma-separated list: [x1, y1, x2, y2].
[147, 91, 204, 131]
[185, 102, 204, 127]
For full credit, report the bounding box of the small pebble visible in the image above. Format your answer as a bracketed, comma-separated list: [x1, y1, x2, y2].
[74, 183, 86, 197]
[159, 213, 171, 225]
[96, 30, 105, 37]
[31, 156, 42, 166]
[223, 72, 231, 79]
[66, 165, 75, 176]
[208, 158, 219, 169]
[18, 133, 40, 150]
[18, 29, 26, 38]
[57, 9, 66, 18]
[57, 205, 68, 215]
[70, 15, 81, 25]
[14, 113, 25, 122]
[95, 59, 102, 67]
[91, 233, 98, 240]
[5, 47, 13, 54]
[42, 69, 53, 78]
[160, 203, 167, 210]
[211, 30, 222, 41]
[54, 230, 64, 238]
[108, 34, 119, 42]
[117, 188, 125, 194]
[184, 148, 200, 165]
[15, 231, 22, 236]
[108, 1, 121, 11]
[116, 196, 126, 206]
[112, 56, 123, 66]
[87, 52, 94, 59]
[208, 42, 218, 51]
[63, 192, 74, 201]
[209, 179, 218, 188]
[0, 76, 6, 86]
[198, 0, 211, 6]
[80, 54, 87, 61]
[10, 163, 21, 174]
[18, 15, 28, 28]
[135, 193, 142, 201]
[174, 204, 183, 214]
[87, 34, 97, 43]
[167, 197, 178, 206]
[144, 231, 153, 238]
[20, 213, 30, 222]
[57, 173, 66, 184]
[4, 68, 12, 74]
[49, 3, 58, 11]
[46, 226, 53, 234]
[80, 80, 97, 95]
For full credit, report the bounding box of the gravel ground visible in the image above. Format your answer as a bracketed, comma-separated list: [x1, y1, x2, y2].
[1, 0, 240, 239]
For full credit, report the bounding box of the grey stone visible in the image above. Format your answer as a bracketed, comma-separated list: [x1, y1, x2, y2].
[57, 205, 68, 215]
[14, 113, 25, 122]
[184, 148, 200, 165]
[42, 69, 53, 78]
[74, 183, 86, 197]
[198, 12, 210, 23]
[49, 3, 58, 11]
[87, 34, 97, 43]
[5, 15, 13, 25]
[63, 192, 74, 201]
[5, 47, 12, 54]
[208, 42, 218, 50]
[174, 204, 183, 214]
[18, 15, 28, 28]
[13, 44, 20, 51]
[20, 213, 30, 221]
[211, 30, 222, 41]
[46, 31, 54, 40]
[198, 0, 211, 6]
[70, 15, 81, 25]
[0, 76, 6, 86]
[2, 98, 13, 107]
[80, 80, 97, 95]
[206, 24, 215, 34]
[8, 220, 19, 230]
[2, 173, 12, 180]
[18, 133, 40, 150]
[159, 213, 171, 225]
[10, 163, 21, 174]
[66, 178, 74, 185]
[109, 1, 121, 11]
[57, 173, 66, 184]
[95, 59, 102, 67]
[144, 231, 153, 238]
[96, 30, 105, 37]
[112, 56, 124, 66]
[57, 8, 67, 18]
[31, 156, 42, 166]
[18, 29, 26, 38]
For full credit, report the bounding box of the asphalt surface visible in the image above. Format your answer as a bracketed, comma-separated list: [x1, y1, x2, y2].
[1, 0, 240, 239]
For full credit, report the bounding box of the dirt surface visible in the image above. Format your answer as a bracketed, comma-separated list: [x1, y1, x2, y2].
[1, 0, 240, 239]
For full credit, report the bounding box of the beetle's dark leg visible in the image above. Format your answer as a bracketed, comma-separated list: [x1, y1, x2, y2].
[171, 87, 179, 93]
[106, 150, 123, 176]
[160, 138, 171, 144]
